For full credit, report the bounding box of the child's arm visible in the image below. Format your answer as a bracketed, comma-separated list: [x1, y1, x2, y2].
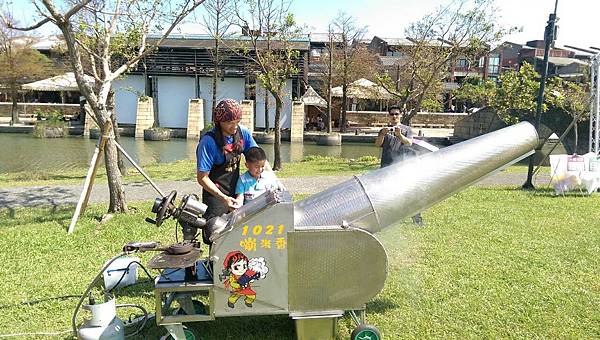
[234, 177, 245, 208]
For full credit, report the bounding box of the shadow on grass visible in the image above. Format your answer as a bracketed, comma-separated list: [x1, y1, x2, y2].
[134, 314, 296, 340]
[0, 204, 73, 228]
[366, 297, 400, 314]
[0, 187, 77, 209]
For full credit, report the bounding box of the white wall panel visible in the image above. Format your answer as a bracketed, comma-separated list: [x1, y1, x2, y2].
[156, 76, 196, 128]
[255, 79, 292, 129]
[197, 77, 246, 124]
[113, 75, 145, 125]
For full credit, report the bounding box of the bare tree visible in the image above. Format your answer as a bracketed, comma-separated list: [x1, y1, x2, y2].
[0, 13, 54, 125]
[330, 12, 367, 132]
[201, 0, 235, 115]
[314, 26, 378, 133]
[377, 0, 515, 124]
[235, 0, 301, 170]
[3, 0, 205, 213]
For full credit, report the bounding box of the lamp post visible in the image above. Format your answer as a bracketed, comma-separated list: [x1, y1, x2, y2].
[523, 0, 559, 189]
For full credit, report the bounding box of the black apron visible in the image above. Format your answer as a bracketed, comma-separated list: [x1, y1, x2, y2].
[200, 129, 244, 244]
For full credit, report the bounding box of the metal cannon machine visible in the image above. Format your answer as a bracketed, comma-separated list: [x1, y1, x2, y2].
[79, 122, 538, 340]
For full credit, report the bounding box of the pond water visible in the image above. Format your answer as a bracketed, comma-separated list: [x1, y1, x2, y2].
[0, 134, 382, 174]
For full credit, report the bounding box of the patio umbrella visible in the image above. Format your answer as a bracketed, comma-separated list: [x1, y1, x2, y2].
[300, 86, 327, 107]
[331, 78, 394, 100]
[22, 72, 94, 92]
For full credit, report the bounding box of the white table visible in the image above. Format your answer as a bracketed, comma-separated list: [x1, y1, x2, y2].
[549, 153, 600, 194]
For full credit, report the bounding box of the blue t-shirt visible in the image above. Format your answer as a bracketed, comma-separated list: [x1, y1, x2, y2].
[196, 125, 257, 173]
[235, 170, 282, 203]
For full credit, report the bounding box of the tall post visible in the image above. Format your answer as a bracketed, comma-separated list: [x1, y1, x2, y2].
[590, 54, 600, 155]
[523, 0, 558, 189]
[327, 28, 333, 133]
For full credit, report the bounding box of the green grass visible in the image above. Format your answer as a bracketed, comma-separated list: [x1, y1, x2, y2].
[0, 156, 380, 188]
[0, 155, 547, 189]
[502, 163, 551, 175]
[1, 188, 598, 339]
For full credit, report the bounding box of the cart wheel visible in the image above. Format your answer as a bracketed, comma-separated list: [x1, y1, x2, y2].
[175, 300, 206, 315]
[162, 329, 196, 340]
[351, 324, 381, 340]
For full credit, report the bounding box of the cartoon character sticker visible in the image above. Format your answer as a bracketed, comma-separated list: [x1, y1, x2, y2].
[220, 250, 269, 308]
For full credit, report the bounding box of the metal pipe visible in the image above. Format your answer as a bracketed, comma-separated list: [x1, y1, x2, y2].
[114, 142, 165, 197]
[294, 122, 539, 233]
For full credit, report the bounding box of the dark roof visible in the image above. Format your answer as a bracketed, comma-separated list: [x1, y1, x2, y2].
[148, 34, 310, 50]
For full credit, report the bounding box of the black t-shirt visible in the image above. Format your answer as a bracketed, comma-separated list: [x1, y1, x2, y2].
[380, 124, 415, 167]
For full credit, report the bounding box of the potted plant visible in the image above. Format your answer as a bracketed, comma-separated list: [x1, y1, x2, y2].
[32, 110, 67, 138]
[144, 126, 171, 141]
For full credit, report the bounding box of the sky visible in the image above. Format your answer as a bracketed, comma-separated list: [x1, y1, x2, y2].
[6, 0, 600, 51]
[290, 0, 600, 50]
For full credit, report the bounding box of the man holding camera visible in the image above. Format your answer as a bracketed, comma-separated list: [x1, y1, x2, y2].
[375, 106, 424, 226]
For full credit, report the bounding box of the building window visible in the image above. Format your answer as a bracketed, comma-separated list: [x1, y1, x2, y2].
[456, 58, 469, 68]
[488, 55, 500, 74]
[310, 48, 323, 57]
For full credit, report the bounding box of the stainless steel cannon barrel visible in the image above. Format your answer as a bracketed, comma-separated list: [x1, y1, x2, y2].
[294, 121, 539, 232]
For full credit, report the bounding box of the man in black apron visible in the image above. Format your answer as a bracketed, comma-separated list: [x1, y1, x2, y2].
[196, 99, 258, 243]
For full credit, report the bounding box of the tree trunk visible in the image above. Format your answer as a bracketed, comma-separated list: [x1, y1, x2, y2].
[574, 121, 578, 153]
[107, 91, 127, 176]
[341, 83, 347, 133]
[10, 86, 18, 126]
[103, 129, 128, 213]
[327, 35, 333, 134]
[273, 94, 282, 170]
[212, 39, 219, 115]
[264, 90, 270, 133]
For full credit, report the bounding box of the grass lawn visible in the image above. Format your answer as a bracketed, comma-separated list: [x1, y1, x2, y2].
[0, 187, 598, 339]
[0, 156, 380, 188]
[0, 155, 548, 188]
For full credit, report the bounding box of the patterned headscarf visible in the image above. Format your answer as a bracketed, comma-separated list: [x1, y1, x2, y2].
[214, 99, 242, 123]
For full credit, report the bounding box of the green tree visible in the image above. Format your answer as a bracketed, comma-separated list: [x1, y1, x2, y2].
[0, 16, 54, 125]
[492, 62, 561, 124]
[330, 12, 368, 132]
[236, 0, 301, 170]
[453, 76, 496, 108]
[5, 0, 206, 213]
[377, 0, 515, 124]
[551, 79, 590, 150]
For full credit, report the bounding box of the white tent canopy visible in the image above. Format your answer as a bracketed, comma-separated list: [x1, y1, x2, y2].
[331, 78, 394, 100]
[22, 72, 94, 92]
[300, 86, 327, 107]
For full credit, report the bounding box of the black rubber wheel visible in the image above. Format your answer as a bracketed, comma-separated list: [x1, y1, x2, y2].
[176, 300, 207, 315]
[163, 329, 196, 340]
[351, 324, 381, 340]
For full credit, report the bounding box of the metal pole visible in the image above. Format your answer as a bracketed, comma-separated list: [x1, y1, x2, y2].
[590, 56, 597, 154]
[596, 59, 600, 154]
[593, 55, 600, 154]
[114, 142, 165, 197]
[523, 0, 558, 189]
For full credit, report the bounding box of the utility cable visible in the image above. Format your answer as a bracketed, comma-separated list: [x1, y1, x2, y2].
[0, 295, 81, 309]
[0, 330, 72, 338]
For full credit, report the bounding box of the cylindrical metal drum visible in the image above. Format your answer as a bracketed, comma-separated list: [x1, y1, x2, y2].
[294, 122, 539, 232]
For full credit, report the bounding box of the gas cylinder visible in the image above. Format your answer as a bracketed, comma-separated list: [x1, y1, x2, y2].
[77, 298, 125, 340]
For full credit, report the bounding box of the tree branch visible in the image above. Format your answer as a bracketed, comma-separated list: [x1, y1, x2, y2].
[4, 17, 52, 31]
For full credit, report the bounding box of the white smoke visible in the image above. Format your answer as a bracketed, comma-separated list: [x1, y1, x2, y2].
[248, 257, 269, 279]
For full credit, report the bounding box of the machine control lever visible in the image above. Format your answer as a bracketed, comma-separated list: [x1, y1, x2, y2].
[123, 241, 159, 253]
